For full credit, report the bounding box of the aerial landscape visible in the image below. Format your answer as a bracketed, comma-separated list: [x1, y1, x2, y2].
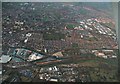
[1, 2, 119, 82]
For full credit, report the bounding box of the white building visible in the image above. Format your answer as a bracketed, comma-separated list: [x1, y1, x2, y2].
[28, 53, 43, 61]
[0, 55, 12, 63]
[49, 79, 58, 82]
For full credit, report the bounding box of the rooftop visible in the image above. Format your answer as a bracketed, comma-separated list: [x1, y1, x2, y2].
[0, 55, 12, 63]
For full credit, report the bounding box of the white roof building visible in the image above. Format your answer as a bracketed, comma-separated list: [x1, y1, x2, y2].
[49, 79, 58, 82]
[0, 55, 12, 63]
[28, 53, 42, 61]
